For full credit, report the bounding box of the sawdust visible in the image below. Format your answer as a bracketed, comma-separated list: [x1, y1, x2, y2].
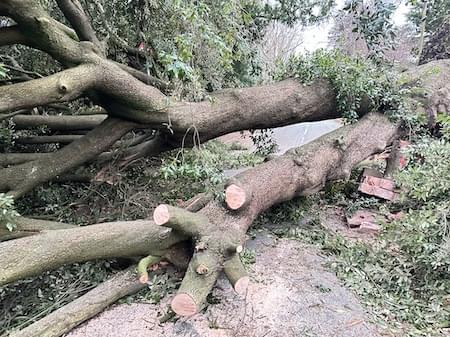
[66, 232, 383, 337]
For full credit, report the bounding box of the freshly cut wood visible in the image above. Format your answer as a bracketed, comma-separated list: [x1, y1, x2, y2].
[171, 250, 221, 316]
[153, 204, 170, 225]
[358, 175, 398, 200]
[171, 293, 197, 317]
[225, 183, 250, 210]
[9, 266, 144, 337]
[224, 254, 249, 295]
[153, 204, 209, 236]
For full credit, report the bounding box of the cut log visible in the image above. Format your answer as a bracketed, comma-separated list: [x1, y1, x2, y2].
[153, 204, 209, 237]
[358, 175, 398, 200]
[171, 293, 198, 317]
[8, 266, 144, 337]
[171, 251, 221, 316]
[223, 254, 249, 295]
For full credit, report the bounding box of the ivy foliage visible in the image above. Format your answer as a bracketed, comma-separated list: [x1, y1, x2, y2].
[274, 50, 400, 121]
[342, 0, 397, 61]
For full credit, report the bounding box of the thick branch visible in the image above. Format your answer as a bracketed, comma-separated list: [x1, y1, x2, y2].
[0, 0, 100, 66]
[154, 204, 209, 237]
[0, 220, 185, 286]
[114, 62, 170, 92]
[0, 118, 136, 198]
[0, 217, 75, 241]
[0, 65, 98, 113]
[12, 114, 106, 130]
[103, 78, 340, 139]
[223, 254, 249, 295]
[16, 135, 83, 144]
[8, 266, 145, 337]
[0, 25, 28, 46]
[169, 113, 397, 316]
[0, 153, 50, 167]
[55, 0, 101, 48]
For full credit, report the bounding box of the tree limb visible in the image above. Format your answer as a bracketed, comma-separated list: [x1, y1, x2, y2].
[0, 25, 28, 46]
[0, 64, 98, 113]
[8, 266, 145, 337]
[0, 217, 75, 241]
[0, 220, 185, 286]
[161, 113, 398, 316]
[0, 118, 137, 198]
[12, 114, 107, 131]
[55, 0, 101, 48]
[114, 62, 170, 92]
[15, 135, 83, 145]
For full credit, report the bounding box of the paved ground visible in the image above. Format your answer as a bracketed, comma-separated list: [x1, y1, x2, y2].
[66, 230, 383, 337]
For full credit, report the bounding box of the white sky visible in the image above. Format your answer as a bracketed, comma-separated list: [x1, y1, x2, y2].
[300, 0, 412, 53]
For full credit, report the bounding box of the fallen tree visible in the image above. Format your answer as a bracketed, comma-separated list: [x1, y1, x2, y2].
[1, 0, 450, 336]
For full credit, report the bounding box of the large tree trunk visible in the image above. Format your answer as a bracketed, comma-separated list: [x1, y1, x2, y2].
[155, 112, 397, 316]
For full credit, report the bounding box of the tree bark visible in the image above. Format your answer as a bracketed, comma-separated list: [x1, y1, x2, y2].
[12, 114, 106, 131]
[15, 135, 83, 144]
[162, 112, 398, 316]
[0, 217, 75, 241]
[0, 118, 136, 198]
[0, 220, 185, 286]
[55, 0, 102, 48]
[8, 266, 145, 337]
[0, 26, 28, 46]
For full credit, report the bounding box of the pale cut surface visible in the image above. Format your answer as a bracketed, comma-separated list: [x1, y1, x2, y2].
[153, 204, 169, 225]
[233, 276, 250, 295]
[225, 184, 247, 210]
[171, 293, 197, 317]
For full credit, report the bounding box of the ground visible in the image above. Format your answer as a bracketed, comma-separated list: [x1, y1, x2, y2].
[66, 228, 383, 337]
